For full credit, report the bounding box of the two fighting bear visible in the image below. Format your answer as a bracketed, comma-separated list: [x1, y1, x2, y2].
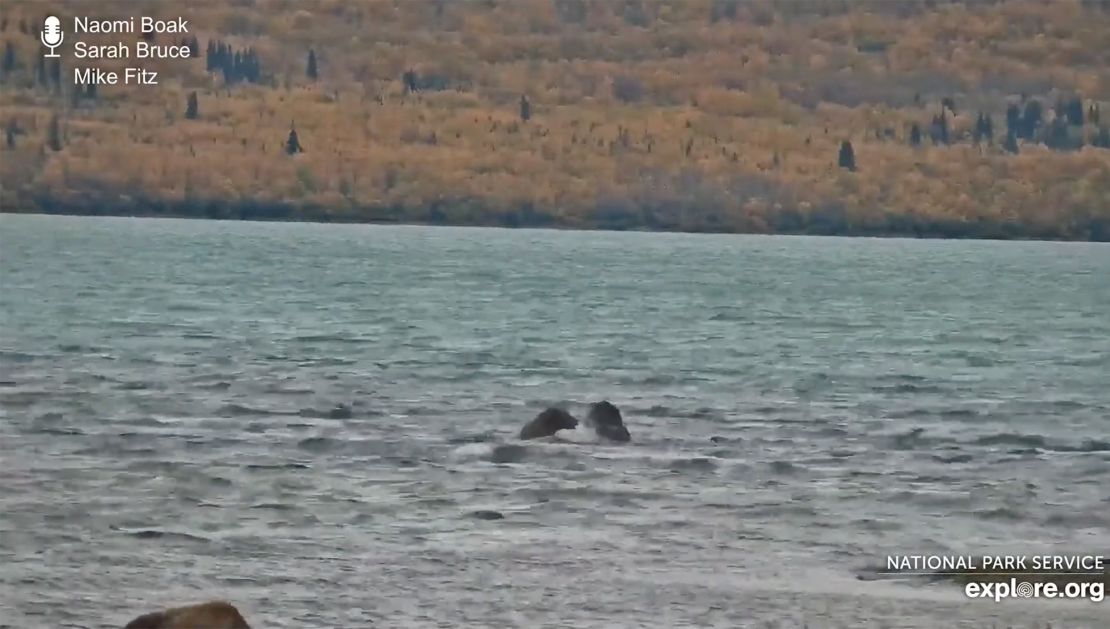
[519, 400, 631, 442]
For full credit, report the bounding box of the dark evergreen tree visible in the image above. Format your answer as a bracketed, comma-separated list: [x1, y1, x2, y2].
[233, 51, 244, 83]
[519, 94, 531, 122]
[2, 41, 15, 78]
[306, 49, 318, 81]
[1065, 97, 1084, 126]
[36, 55, 46, 87]
[941, 96, 957, 115]
[1020, 99, 1042, 140]
[185, 91, 199, 120]
[930, 112, 949, 145]
[1045, 115, 1072, 150]
[188, 35, 201, 58]
[47, 113, 62, 152]
[1003, 130, 1019, 154]
[837, 140, 856, 171]
[85, 82, 97, 100]
[1005, 103, 1021, 137]
[5, 120, 16, 149]
[973, 112, 993, 145]
[1092, 126, 1110, 149]
[402, 69, 418, 94]
[285, 125, 303, 154]
[19, 19, 28, 34]
[205, 40, 217, 72]
[243, 48, 260, 83]
[909, 122, 922, 147]
[49, 59, 61, 90]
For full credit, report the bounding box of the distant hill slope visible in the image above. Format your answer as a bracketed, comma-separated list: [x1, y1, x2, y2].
[1, 0, 1109, 240]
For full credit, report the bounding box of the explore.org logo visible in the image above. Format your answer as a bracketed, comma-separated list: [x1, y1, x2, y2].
[965, 579, 1105, 603]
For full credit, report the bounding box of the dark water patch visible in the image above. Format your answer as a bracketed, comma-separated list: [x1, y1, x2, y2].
[244, 462, 310, 471]
[266, 385, 316, 395]
[219, 403, 295, 417]
[251, 502, 296, 511]
[185, 436, 246, 449]
[0, 390, 51, 407]
[114, 380, 159, 391]
[125, 460, 186, 473]
[872, 382, 946, 394]
[490, 444, 529, 464]
[116, 528, 210, 543]
[642, 405, 672, 417]
[75, 445, 159, 457]
[447, 431, 497, 445]
[115, 416, 171, 427]
[974, 433, 1047, 449]
[182, 332, 222, 340]
[939, 408, 981, 418]
[1004, 447, 1042, 457]
[741, 501, 820, 518]
[57, 343, 104, 353]
[854, 518, 903, 532]
[768, 460, 804, 474]
[292, 333, 376, 343]
[0, 380, 17, 387]
[469, 510, 505, 520]
[932, 453, 974, 464]
[415, 496, 457, 508]
[1050, 439, 1110, 453]
[297, 436, 339, 452]
[667, 457, 718, 473]
[889, 427, 954, 450]
[298, 404, 354, 419]
[0, 350, 41, 363]
[1044, 512, 1110, 528]
[28, 426, 85, 436]
[623, 373, 711, 386]
[974, 507, 1025, 522]
[294, 357, 357, 367]
[708, 435, 741, 444]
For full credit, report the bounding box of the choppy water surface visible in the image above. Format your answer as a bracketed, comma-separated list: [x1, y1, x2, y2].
[1, 214, 1108, 628]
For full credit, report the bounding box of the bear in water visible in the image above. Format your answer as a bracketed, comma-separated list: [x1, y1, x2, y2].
[123, 601, 251, 629]
[519, 407, 579, 440]
[586, 400, 631, 442]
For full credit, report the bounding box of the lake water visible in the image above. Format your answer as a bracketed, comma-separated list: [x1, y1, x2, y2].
[1, 214, 1108, 628]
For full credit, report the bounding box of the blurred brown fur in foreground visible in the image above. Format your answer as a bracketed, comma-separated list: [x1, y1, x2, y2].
[123, 601, 251, 629]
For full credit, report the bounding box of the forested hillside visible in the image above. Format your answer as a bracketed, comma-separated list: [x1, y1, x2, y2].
[2, 0, 1109, 239]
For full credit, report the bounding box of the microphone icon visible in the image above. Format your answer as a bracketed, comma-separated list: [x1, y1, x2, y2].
[41, 16, 63, 58]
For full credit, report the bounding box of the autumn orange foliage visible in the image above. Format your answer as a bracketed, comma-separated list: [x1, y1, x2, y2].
[1, 0, 1108, 239]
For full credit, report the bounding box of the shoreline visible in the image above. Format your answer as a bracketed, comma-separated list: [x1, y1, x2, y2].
[4, 205, 1106, 243]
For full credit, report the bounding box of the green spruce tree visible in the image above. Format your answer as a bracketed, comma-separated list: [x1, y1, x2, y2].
[306, 49, 318, 81]
[838, 140, 856, 171]
[185, 91, 199, 120]
[47, 113, 62, 152]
